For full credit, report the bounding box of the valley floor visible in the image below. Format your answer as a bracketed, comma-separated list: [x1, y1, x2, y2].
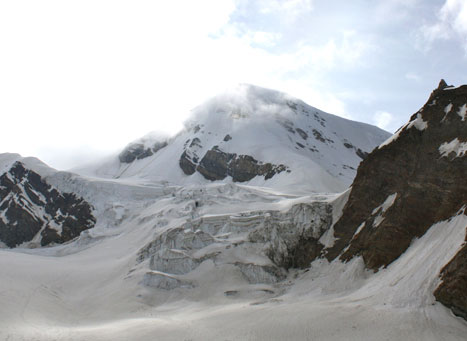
[1, 181, 466, 340]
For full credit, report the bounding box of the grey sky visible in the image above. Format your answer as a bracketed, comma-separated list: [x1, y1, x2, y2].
[0, 0, 466, 169]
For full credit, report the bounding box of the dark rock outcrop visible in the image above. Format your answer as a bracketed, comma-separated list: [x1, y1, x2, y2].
[312, 129, 334, 144]
[301, 80, 466, 319]
[296, 128, 308, 140]
[355, 148, 369, 160]
[179, 151, 198, 175]
[0, 162, 95, 247]
[434, 238, 467, 320]
[119, 141, 167, 163]
[324, 80, 466, 270]
[179, 138, 202, 175]
[183, 146, 288, 182]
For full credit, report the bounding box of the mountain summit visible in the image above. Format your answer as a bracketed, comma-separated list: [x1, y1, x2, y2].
[1, 83, 465, 340]
[80, 84, 390, 194]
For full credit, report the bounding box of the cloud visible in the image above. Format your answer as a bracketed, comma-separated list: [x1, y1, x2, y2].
[419, 0, 467, 52]
[258, 0, 313, 19]
[373, 111, 394, 131]
[405, 72, 421, 82]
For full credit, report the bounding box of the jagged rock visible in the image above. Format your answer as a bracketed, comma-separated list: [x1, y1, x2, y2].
[342, 141, 368, 159]
[277, 119, 296, 134]
[119, 141, 168, 163]
[197, 147, 236, 180]
[300, 80, 467, 319]
[355, 148, 368, 160]
[286, 101, 298, 111]
[312, 129, 334, 144]
[324, 81, 467, 270]
[223, 134, 232, 142]
[195, 147, 288, 182]
[296, 128, 308, 140]
[434, 237, 467, 320]
[0, 162, 95, 247]
[179, 151, 197, 175]
[179, 138, 203, 175]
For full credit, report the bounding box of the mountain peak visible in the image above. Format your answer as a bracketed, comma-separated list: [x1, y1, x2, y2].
[78, 85, 390, 193]
[438, 79, 448, 90]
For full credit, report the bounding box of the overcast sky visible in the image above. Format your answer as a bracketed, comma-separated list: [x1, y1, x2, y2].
[1, 0, 466, 169]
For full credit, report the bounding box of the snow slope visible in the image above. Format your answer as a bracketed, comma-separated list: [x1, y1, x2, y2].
[77, 84, 390, 194]
[0, 181, 466, 340]
[0, 85, 465, 340]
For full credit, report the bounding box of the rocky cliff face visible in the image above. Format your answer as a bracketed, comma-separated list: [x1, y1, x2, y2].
[179, 145, 289, 182]
[0, 162, 96, 247]
[434, 236, 467, 320]
[311, 80, 467, 319]
[119, 141, 167, 163]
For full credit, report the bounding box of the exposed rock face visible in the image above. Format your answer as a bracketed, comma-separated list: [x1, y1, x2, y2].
[178, 138, 202, 175]
[434, 236, 467, 320]
[119, 141, 167, 163]
[307, 80, 466, 319]
[0, 162, 95, 247]
[179, 145, 288, 182]
[179, 151, 197, 175]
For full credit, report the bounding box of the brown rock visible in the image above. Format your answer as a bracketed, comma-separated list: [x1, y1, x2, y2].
[325, 82, 467, 269]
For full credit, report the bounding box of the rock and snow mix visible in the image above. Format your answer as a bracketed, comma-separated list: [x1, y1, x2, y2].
[0, 82, 466, 340]
[439, 138, 467, 158]
[77, 84, 390, 194]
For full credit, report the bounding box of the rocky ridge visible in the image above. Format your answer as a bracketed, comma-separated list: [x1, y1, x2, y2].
[80, 84, 390, 194]
[294, 80, 467, 319]
[119, 140, 168, 163]
[0, 162, 95, 247]
[180, 144, 289, 182]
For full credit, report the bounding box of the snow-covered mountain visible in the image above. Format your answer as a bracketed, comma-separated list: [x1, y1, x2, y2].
[0, 83, 466, 341]
[78, 84, 390, 194]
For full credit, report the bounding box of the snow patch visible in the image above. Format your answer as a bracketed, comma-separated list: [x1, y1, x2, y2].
[372, 193, 397, 228]
[407, 113, 428, 131]
[444, 103, 453, 114]
[457, 104, 466, 121]
[379, 114, 428, 149]
[441, 103, 453, 122]
[352, 222, 366, 239]
[443, 85, 462, 90]
[439, 138, 467, 158]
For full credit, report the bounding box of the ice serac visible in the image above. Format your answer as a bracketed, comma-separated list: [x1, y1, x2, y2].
[0, 161, 95, 247]
[314, 80, 467, 319]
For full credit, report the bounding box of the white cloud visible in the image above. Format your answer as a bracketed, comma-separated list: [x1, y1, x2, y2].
[373, 111, 394, 131]
[242, 31, 282, 47]
[1, 0, 456, 170]
[258, 0, 313, 19]
[405, 72, 421, 82]
[419, 0, 467, 51]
